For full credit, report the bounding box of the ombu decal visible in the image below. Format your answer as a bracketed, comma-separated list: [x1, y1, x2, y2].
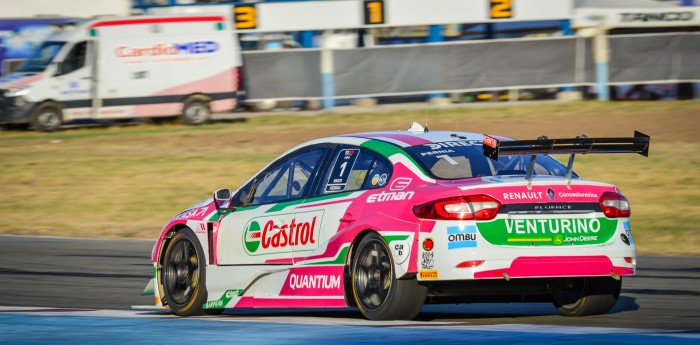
[243, 211, 323, 255]
[477, 217, 617, 246]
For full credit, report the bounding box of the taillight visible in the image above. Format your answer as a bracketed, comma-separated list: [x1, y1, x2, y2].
[599, 192, 631, 218]
[413, 195, 501, 221]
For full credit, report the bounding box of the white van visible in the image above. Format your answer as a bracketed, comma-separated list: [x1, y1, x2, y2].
[0, 14, 241, 131]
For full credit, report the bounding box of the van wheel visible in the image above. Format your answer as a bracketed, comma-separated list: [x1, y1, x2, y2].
[553, 277, 621, 316]
[181, 99, 211, 125]
[31, 103, 63, 132]
[351, 232, 426, 320]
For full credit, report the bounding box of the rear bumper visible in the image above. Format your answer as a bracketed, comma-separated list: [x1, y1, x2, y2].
[472, 255, 634, 279]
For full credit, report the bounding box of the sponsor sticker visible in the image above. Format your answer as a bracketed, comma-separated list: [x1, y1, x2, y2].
[624, 221, 634, 244]
[366, 190, 414, 203]
[483, 135, 497, 148]
[547, 188, 556, 201]
[243, 210, 323, 255]
[378, 173, 388, 186]
[502, 191, 543, 201]
[391, 240, 410, 264]
[325, 149, 360, 192]
[419, 270, 438, 280]
[477, 217, 617, 246]
[279, 267, 345, 296]
[421, 252, 435, 270]
[447, 225, 477, 250]
[288, 274, 341, 290]
[389, 177, 412, 191]
[422, 238, 434, 251]
[202, 289, 243, 309]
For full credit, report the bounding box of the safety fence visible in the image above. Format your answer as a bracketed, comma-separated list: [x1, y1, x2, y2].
[241, 32, 700, 101]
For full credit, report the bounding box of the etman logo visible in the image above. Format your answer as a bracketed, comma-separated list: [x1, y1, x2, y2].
[389, 178, 411, 191]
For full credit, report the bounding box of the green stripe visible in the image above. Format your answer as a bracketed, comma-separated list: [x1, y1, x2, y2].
[266, 191, 354, 213]
[306, 247, 349, 266]
[210, 205, 262, 221]
[360, 140, 426, 175]
[383, 235, 410, 243]
[266, 199, 306, 213]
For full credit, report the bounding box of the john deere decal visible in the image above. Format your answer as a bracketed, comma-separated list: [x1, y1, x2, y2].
[477, 217, 617, 246]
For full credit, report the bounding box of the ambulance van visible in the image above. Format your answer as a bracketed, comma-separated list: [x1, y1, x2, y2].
[0, 14, 241, 131]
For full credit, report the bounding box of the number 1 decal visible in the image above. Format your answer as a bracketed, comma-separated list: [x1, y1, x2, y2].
[364, 0, 385, 25]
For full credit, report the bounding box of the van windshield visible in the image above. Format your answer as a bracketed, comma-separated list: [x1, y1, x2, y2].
[404, 140, 574, 180]
[17, 41, 65, 73]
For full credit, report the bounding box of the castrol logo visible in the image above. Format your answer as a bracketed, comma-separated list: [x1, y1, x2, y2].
[243, 211, 323, 255]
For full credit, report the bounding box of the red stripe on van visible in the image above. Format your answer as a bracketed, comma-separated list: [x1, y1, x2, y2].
[89, 16, 224, 28]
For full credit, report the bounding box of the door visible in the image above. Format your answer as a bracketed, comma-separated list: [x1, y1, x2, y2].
[54, 40, 93, 120]
[291, 145, 393, 261]
[217, 146, 330, 265]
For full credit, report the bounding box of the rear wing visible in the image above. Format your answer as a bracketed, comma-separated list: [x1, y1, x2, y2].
[482, 131, 650, 188]
[483, 131, 650, 160]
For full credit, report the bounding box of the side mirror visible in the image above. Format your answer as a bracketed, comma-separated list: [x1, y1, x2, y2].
[213, 188, 231, 211]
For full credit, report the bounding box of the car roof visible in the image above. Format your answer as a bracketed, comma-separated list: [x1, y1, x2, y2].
[341, 130, 487, 148]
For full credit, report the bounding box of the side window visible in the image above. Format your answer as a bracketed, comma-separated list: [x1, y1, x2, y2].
[56, 41, 88, 76]
[250, 148, 325, 205]
[320, 147, 392, 195]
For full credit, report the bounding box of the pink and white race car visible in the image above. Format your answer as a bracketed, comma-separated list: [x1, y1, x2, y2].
[144, 123, 650, 320]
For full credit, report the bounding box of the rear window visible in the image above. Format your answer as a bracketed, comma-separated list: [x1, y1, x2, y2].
[404, 140, 573, 180]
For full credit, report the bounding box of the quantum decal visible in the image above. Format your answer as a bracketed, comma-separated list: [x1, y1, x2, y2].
[447, 225, 477, 250]
[243, 210, 323, 255]
[279, 266, 344, 296]
[288, 274, 341, 290]
[477, 217, 617, 246]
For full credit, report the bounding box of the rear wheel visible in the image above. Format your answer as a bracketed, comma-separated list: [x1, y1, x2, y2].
[351, 232, 426, 320]
[161, 228, 208, 316]
[180, 98, 211, 125]
[553, 277, 621, 316]
[31, 103, 62, 132]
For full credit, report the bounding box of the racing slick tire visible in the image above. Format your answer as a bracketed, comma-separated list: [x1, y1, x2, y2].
[351, 232, 427, 320]
[30, 102, 63, 132]
[180, 98, 211, 126]
[161, 228, 210, 316]
[552, 277, 622, 316]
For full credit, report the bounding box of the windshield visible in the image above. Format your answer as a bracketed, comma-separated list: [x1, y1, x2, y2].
[404, 140, 574, 180]
[17, 41, 66, 73]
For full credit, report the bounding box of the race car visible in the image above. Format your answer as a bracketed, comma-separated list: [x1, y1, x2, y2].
[142, 123, 650, 320]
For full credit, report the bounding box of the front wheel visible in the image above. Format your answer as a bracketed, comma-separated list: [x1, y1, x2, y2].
[351, 232, 426, 320]
[161, 228, 209, 316]
[180, 99, 211, 125]
[553, 277, 622, 316]
[31, 103, 63, 132]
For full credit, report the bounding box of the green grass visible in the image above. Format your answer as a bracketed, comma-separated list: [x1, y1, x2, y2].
[1, 100, 698, 255]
